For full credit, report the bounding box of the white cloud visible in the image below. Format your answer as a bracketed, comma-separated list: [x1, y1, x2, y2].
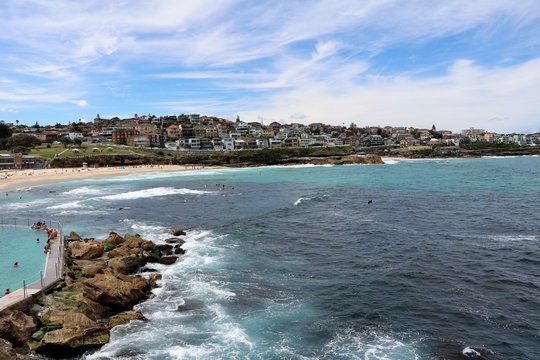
[75, 100, 89, 108]
[241, 58, 540, 133]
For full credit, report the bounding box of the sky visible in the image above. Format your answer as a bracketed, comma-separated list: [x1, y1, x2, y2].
[0, 0, 539, 133]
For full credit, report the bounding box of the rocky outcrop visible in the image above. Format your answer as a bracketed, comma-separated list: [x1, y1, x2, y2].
[108, 311, 147, 328]
[309, 154, 384, 165]
[0, 231, 187, 359]
[0, 311, 36, 345]
[83, 273, 150, 309]
[68, 240, 104, 260]
[34, 325, 109, 358]
[107, 255, 144, 275]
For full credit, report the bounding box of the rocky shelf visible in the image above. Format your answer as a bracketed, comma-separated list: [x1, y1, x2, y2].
[0, 230, 187, 359]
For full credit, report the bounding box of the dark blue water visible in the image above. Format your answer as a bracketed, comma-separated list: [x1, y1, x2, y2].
[1, 157, 539, 359]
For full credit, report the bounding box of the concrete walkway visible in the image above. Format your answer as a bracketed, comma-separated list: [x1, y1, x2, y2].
[0, 227, 64, 312]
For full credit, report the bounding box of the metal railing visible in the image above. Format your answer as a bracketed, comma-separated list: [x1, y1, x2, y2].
[0, 217, 64, 308]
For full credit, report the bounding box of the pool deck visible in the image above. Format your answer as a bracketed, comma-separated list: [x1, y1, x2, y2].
[0, 228, 64, 312]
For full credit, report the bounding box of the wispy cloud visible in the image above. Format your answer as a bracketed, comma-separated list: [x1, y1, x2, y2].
[0, 0, 539, 130]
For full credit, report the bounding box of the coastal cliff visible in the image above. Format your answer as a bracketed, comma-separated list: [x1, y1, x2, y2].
[0, 231, 186, 359]
[48, 147, 384, 168]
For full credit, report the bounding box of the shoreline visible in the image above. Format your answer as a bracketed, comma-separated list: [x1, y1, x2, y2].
[1, 154, 537, 192]
[0, 165, 215, 192]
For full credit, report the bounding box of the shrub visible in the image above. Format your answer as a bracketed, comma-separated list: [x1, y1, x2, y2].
[103, 243, 116, 252]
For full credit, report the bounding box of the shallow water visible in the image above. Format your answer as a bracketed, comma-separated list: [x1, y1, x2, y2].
[0, 224, 47, 292]
[1, 157, 539, 359]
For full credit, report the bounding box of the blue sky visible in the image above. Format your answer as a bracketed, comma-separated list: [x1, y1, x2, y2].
[1, 0, 539, 133]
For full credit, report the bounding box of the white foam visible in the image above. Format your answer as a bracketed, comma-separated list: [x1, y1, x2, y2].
[98, 187, 213, 201]
[1, 198, 53, 210]
[462, 346, 481, 358]
[63, 186, 105, 196]
[489, 234, 540, 242]
[293, 197, 308, 206]
[482, 155, 518, 159]
[383, 159, 400, 165]
[47, 200, 88, 210]
[322, 328, 421, 360]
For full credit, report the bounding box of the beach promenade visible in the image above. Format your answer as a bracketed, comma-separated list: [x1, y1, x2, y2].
[0, 220, 64, 312]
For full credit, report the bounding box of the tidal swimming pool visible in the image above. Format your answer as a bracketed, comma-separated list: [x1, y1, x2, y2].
[0, 225, 47, 293]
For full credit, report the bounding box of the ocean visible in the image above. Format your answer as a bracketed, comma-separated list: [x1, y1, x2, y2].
[1, 156, 539, 359]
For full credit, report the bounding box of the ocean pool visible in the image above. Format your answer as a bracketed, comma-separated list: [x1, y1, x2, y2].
[0, 225, 47, 293]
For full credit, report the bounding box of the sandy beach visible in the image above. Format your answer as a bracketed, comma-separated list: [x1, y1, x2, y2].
[0, 165, 212, 192]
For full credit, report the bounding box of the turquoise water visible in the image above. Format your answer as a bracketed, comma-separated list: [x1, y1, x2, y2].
[1, 156, 539, 359]
[0, 225, 47, 292]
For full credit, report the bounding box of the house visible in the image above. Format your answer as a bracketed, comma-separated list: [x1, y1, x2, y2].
[68, 132, 84, 140]
[268, 138, 282, 148]
[222, 139, 234, 150]
[127, 135, 151, 147]
[188, 138, 200, 149]
[367, 135, 384, 146]
[166, 124, 182, 139]
[112, 129, 139, 143]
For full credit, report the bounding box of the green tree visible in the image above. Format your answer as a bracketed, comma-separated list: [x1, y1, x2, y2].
[5, 134, 41, 149]
[0, 121, 13, 139]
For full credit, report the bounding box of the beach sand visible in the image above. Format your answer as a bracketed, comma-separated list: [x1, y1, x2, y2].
[0, 165, 212, 192]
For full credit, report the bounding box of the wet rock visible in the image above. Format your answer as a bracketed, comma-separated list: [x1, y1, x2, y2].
[148, 273, 162, 288]
[140, 267, 158, 273]
[165, 237, 185, 245]
[174, 245, 186, 255]
[108, 311, 147, 328]
[156, 244, 173, 255]
[158, 256, 178, 265]
[170, 228, 187, 236]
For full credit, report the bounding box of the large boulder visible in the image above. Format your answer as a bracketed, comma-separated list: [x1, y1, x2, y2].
[108, 311, 147, 328]
[107, 245, 132, 258]
[68, 240, 104, 260]
[73, 259, 107, 278]
[41, 289, 111, 320]
[107, 255, 145, 275]
[102, 232, 125, 247]
[35, 325, 109, 358]
[156, 244, 173, 255]
[159, 256, 178, 265]
[123, 235, 143, 249]
[0, 310, 36, 345]
[83, 273, 151, 309]
[165, 237, 185, 245]
[170, 228, 186, 236]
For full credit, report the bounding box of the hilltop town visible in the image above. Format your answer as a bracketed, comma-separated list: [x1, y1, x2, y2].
[2, 113, 539, 149]
[0, 114, 539, 168]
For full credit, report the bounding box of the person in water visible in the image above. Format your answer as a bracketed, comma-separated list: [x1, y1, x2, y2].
[4, 288, 10, 295]
[13, 261, 18, 268]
